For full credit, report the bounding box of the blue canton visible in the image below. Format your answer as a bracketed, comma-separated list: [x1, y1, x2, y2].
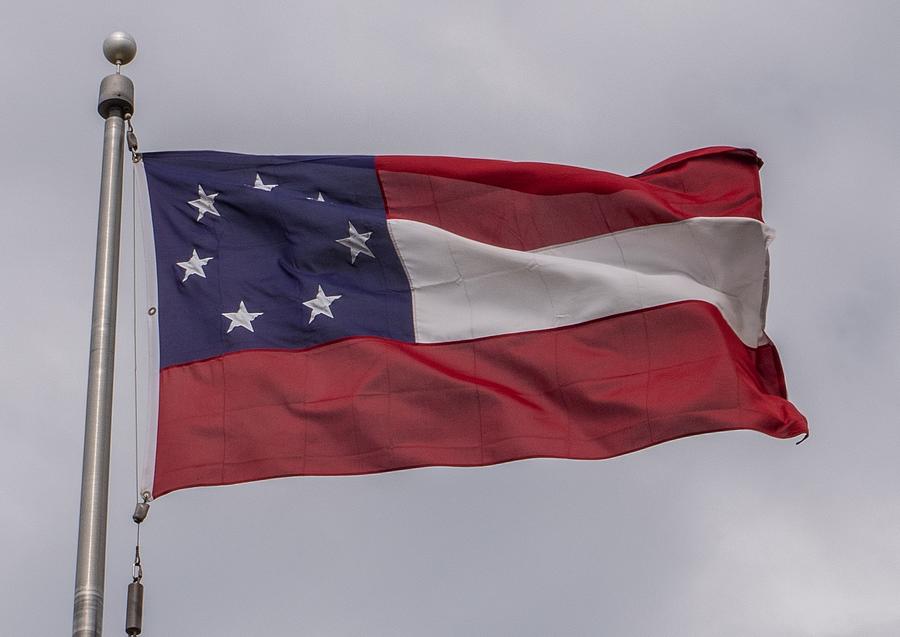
[143, 151, 414, 368]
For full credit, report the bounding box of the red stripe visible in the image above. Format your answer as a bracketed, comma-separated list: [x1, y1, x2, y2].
[153, 301, 806, 497]
[376, 147, 763, 250]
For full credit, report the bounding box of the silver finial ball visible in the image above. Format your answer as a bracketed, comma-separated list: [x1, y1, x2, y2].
[102, 31, 137, 66]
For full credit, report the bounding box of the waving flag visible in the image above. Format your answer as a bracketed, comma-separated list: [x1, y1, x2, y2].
[140, 147, 806, 497]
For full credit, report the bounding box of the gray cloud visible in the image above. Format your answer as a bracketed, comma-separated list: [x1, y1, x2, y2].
[1, 1, 898, 635]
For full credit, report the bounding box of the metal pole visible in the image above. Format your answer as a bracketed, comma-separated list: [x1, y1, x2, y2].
[73, 32, 137, 637]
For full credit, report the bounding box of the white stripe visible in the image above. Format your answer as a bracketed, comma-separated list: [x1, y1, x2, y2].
[388, 217, 773, 347]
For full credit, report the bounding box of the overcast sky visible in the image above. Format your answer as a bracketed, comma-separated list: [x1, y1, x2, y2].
[2, 2, 899, 635]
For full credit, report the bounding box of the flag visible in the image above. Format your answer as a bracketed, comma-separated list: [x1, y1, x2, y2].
[140, 147, 806, 497]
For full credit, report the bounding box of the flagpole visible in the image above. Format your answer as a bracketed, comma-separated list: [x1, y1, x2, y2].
[73, 32, 137, 637]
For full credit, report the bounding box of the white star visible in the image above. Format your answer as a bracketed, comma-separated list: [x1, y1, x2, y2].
[307, 191, 326, 202]
[336, 221, 375, 264]
[222, 300, 263, 333]
[253, 173, 278, 191]
[176, 249, 213, 282]
[188, 185, 220, 221]
[303, 285, 342, 324]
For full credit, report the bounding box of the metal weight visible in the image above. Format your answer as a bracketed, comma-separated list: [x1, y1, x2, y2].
[125, 581, 144, 635]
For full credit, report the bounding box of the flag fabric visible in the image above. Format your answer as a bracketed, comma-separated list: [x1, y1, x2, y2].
[140, 147, 806, 498]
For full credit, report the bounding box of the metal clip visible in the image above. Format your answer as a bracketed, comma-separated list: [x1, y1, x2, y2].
[132, 501, 150, 524]
[125, 113, 141, 163]
[131, 544, 143, 583]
